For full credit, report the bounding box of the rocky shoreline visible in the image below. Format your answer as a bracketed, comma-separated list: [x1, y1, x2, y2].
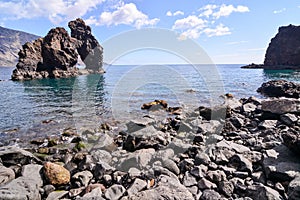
[0, 80, 299, 200]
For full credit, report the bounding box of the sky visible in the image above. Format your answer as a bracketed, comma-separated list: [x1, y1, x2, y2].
[0, 0, 300, 64]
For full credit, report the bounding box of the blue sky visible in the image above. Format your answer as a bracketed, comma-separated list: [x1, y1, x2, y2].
[0, 0, 300, 64]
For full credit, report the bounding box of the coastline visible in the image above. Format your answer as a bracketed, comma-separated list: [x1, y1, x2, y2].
[0, 80, 299, 199]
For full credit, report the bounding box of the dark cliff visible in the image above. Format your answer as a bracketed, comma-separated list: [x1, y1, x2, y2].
[264, 24, 300, 69]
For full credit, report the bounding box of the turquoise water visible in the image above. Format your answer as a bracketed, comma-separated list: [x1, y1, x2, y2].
[0, 65, 299, 145]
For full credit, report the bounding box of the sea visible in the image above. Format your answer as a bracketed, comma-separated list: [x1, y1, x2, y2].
[0, 64, 299, 146]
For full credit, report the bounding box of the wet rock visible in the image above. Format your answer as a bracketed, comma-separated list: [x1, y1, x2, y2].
[72, 170, 93, 187]
[0, 166, 15, 186]
[43, 162, 70, 185]
[0, 146, 40, 166]
[127, 178, 147, 196]
[104, 184, 126, 200]
[257, 80, 300, 98]
[141, 100, 168, 110]
[288, 176, 300, 200]
[200, 189, 222, 200]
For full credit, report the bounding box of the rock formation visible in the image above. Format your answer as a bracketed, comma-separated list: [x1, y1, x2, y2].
[11, 18, 103, 81]
[242, 24, 300, 69]
[0, 26, 39, 66]
[264, 25, 300, 69]
[257, 80, 300, 98]
[68, 18, 103, 71]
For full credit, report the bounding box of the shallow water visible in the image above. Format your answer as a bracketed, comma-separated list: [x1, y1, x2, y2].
[0, 64, 299, 145]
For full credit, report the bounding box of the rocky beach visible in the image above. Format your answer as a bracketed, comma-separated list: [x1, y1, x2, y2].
[0, 79, 299, 200]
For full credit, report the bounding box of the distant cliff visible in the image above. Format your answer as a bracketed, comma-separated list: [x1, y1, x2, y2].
[0, 26, 39, 66]
[242, 24, 300, 69]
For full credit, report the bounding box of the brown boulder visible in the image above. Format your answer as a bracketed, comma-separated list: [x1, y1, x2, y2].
[43, 162, 70, 185]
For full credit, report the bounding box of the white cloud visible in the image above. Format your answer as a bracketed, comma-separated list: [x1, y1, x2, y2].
[212, 4, 249, 19]
[173, 4, 249, 39]
[273, 8, 286, 14]
[0, 0, 104, 24]
[166, 10, 184, 17]
[89, 3, 159, 29]
[203, 24, 231, 37]
[199, 4, 249, 19]
[166, 11, 173, 17]
[172, 15, 207, 30]
[226, 41, 248, 45]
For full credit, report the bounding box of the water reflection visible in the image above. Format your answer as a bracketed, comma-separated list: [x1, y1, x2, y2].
[263, 69, 300, 82]
[0, 74, 108, 145]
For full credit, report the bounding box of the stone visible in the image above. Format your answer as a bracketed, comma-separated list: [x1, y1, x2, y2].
[104, 184, 126, 200]
[280, 113, 298, 126]
[258, 120, 278, 129]
[229, 154, 253, 173]
[198, 178, 217, 189]
[206, 170, 227, 183]
[216, 140, 250, 154]
[246, 184, 283, 200]
[200, 189, 222, 200]
[0, 146, 40, 166]
[126, 117, 155, 132]
[288, 176, 300, 200]
[257, 80, 300, 98]
[93, 161, 115, 180]
[183, 172, 198, 187]
[0, 176, 41, 200]
[261, 98, 300, 114]
[162, 159, 180, 175]
[72, 170, 93, 187]
[190, 166, 205, 178]
[195, 152, 211, 165]
[263, 145, 300, 181]
[123, 174, 194, 200]
[242, 103, 257, 113]
[230, 116, 244, 129]
[118, 148, 155, 171]
[123, 126, 169, 151]
[127, 178, 147, 196]
[0, 166, 15, 186]
[282, 131, 300, 155]
[141, 100, 168, 110]
[43, 185, 55, 197]
[81, 187, 104, 199]
[46, 191, 68, 200]
[22, 164, 43, 187]
[43, 162, 70, 185]
[219, 181, 234, 197]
